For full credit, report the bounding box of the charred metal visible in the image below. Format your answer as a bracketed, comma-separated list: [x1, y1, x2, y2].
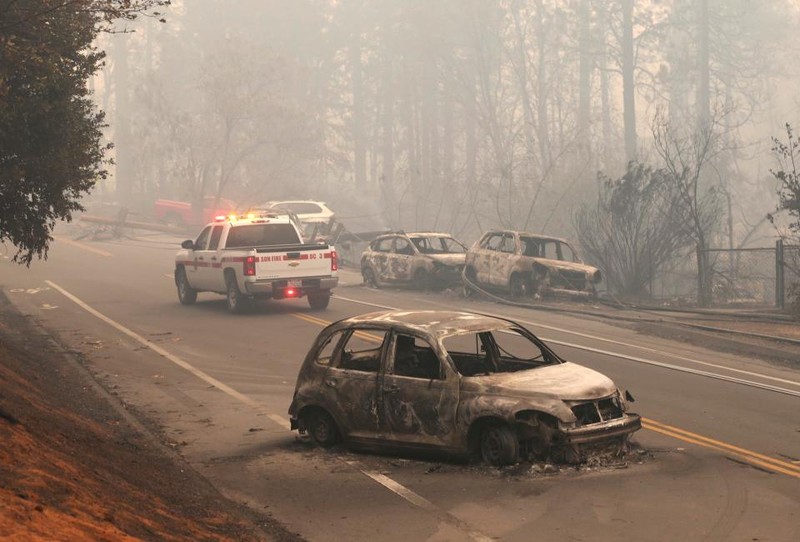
[288, 310, 641, 466]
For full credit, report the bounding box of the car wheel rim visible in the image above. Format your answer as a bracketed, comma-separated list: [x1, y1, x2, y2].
[314, 420, 328, 441]
[482, 429, 502, 461]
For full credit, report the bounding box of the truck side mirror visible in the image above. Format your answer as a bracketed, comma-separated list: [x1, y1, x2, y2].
[181, 240, 194, 250]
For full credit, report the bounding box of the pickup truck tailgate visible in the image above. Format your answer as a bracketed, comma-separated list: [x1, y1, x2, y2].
[255, 245, 334, 280]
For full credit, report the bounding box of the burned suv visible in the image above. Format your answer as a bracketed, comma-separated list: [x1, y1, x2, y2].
[288, 310, 641, 465]
[464, 230, 601, 299]
[361, 232, 467, 289]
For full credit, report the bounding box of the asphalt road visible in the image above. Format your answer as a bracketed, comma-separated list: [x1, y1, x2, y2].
[2, 230, 799, 542]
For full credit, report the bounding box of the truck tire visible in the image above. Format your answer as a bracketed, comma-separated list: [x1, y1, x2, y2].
[226, 275, 247, 314]
[176, 268, 197, 305]
[307, 291, 331, 310]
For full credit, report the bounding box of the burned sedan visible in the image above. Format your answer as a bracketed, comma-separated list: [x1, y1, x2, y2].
[288, 310, 641, 465]
[361, 232, 467, 289]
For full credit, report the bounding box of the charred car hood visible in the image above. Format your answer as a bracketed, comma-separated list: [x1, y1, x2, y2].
[465, 362, 616, 400]
[426, 253, 466, 266]
[532, 258, 597, 276]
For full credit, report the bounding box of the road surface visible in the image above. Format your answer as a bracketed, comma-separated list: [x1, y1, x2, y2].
[2, 231, 798, 541]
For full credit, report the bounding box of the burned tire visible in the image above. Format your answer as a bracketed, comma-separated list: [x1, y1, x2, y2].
[176, 268, 197, 305]
[480, 424, 519, 466]
[509, 274, 530, 299]
[225, 275, 246, 314]
[305, 409, 340, 448]
[307, 291, 331, 310]
[362, 266, 381, 289]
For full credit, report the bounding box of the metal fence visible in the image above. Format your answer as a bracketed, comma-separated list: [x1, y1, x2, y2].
[645, 241, 799, 308]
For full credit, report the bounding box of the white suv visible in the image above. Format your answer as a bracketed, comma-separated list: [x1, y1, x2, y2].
[257, 200, 334, 224]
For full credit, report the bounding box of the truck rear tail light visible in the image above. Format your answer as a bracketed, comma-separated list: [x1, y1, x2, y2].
[330, 250, 338, 271]
[286, 288, 297, 297]
[244, 255, 256, 276]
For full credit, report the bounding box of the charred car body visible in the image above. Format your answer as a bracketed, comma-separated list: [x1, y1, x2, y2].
[464, 230, 602, 299]
[288, 310, 640, 465]
[361, 232, 467, 289]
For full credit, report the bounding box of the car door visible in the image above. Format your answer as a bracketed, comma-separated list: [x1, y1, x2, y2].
[186, 226, 212, 287]
[319, 327, 388, 443]
[379, 332, 460, 449]
[491, 232, 518, 288]
[474, 233, 501, 285]
[199, 225, 225, 291]
[389, 237, 416, 283]
[370, 237, 393, 282]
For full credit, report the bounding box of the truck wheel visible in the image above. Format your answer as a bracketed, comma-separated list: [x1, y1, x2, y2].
[176, 268, 197, 305]
[307, 291, 331, 310]
[480, 424, 519, 466]
[226, 276, 246, 314]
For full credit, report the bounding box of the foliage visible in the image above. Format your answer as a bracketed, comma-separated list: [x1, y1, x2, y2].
[574, 162, 692, 298]
[769, 123, 800, 238]
[0, 1, 167, 265]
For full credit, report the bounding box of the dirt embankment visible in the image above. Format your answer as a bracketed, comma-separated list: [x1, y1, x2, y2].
[0, 293, 299, 542]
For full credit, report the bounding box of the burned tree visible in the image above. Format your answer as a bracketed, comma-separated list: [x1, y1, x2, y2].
[652, 107, 723, 307]
[770, 123, 800, 315]
[574, 162, 691, 299]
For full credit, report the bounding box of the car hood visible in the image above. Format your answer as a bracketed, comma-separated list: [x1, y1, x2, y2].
[464, 362, 617, 400]
[426, 253, 466, 266]
[532, 258, 598, 276]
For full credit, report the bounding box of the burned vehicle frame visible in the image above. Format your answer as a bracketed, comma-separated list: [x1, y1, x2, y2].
[288, 310, 640, 466]
[463, 230, 602, 299]
[360, 232, 467, 290]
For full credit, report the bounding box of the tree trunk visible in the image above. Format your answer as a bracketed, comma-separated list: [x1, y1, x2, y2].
[696, 0, 710, 132]
[113, 32, 133, 201]
[351, 31, 367, 188]
[621, 0, 637, 162]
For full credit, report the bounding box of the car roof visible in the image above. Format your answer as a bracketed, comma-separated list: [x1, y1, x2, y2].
[485, 230, 570, 244]
[375, 231, 455, 239]
[338, 310, 514, 337]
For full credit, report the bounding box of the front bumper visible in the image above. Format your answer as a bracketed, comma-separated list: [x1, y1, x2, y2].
[560, 413, 641, 445]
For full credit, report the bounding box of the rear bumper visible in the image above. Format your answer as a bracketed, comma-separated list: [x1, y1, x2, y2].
[560, 413, 641, 445]
[244, 276, 338, 296]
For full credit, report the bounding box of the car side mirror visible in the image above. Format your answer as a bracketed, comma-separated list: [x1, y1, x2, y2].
[624, 390, 635, 403]
[181, 240, 194, 250]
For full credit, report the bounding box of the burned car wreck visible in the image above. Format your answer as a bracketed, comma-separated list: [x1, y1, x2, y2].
[361, 232, 467, 289]
[464, 230, 602, 299]
[289, 310, 641, 465]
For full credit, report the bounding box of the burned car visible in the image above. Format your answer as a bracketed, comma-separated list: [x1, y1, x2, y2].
[361, 232, 467, 289]
[288, 310, 640, 465]
[464, 230, 602, 299]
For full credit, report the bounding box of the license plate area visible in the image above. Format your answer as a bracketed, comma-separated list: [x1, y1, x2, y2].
[288, 279, 302, 287]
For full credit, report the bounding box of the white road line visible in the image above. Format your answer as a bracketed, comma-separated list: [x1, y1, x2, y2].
[333, 293, 800, 394]
[346, 461, 494, 542]
[46, 280, 263, 410]
[45, 280, 489, 540]
[54, 236, 112, 257]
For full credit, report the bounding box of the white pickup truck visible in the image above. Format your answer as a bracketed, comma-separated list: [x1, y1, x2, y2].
[174, 214, 338, 313]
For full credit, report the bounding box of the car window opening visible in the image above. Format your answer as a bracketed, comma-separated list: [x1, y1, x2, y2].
[443, 328, 556, 377]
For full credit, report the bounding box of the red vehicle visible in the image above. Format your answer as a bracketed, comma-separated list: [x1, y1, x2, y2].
[154, 196, 237, 226]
